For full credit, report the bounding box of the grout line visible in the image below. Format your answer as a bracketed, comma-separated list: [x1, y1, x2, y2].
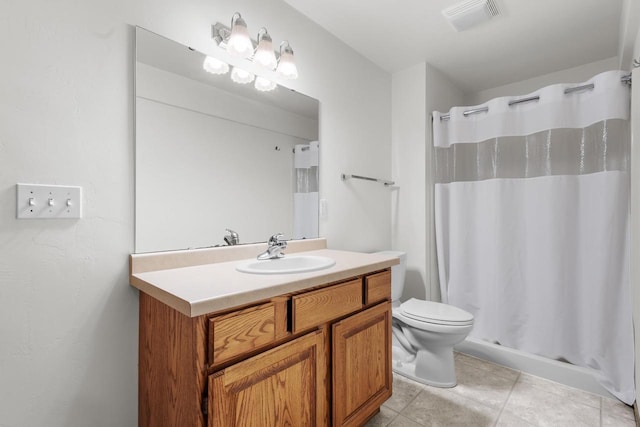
[397, 388, 425, 425]
[440, 359, 521, 416]
[599, 396, 603, 427]
[493, 370, 522, 426]
[383, 408, 400, 427]
[456, 352, 521, 382]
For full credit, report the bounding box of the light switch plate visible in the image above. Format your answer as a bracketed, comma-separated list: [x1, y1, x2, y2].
[16, 183, 82, 219]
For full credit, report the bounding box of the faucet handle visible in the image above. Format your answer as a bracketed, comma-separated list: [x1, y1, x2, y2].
[268, 233, 286, 246]
[257, 234, 286, 260]
[224, 229, 240, 246]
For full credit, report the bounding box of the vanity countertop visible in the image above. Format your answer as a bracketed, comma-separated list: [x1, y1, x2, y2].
[130, 246, 399, 317]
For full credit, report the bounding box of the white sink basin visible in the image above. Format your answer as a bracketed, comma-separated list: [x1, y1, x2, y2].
[236, 255, 336, 275]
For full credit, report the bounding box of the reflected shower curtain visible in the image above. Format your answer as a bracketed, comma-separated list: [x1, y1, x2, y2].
[433, 71, 634, 403]
[293, 141, 319, 239]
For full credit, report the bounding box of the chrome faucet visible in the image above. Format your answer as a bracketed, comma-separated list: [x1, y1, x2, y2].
[224, 229, 240, 246]
[257, 233, 287, 260]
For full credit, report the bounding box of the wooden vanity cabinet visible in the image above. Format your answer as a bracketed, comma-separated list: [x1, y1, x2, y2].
[138, 268, 392, 427]
[209, 329, 327, 426]
[333, 302, 392, 426]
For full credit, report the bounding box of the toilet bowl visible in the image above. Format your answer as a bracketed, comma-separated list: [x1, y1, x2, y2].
[374, 251, 474, 388]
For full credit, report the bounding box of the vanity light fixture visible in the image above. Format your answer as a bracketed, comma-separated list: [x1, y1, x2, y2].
[202, 55, 229, 75]
[254, 28, 278, 70]
[230, 66, 255, 84]
[276, 41, 298, 79]
[211, 12, 299, 88]
[226, 13, 253, 58]
[255, 76, 277, 92]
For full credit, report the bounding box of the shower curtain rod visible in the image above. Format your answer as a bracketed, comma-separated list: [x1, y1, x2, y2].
[439, 73, 632, 121]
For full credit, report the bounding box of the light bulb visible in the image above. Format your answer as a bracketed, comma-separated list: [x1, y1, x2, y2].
[255, 76, 277, 92]
[230, 67, 255, 84]
[276, 42, 298, 79]
[202, 56, 229, 75]
[226, 14, 253, 59]
[254, 29, 277, 70]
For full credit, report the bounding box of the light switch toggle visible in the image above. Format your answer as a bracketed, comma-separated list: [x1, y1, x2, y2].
[16, 183, 82, 219]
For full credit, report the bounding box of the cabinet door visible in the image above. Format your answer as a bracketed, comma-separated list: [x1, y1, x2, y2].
[332, 302, 392, 426]
[209, 330, 328, 427]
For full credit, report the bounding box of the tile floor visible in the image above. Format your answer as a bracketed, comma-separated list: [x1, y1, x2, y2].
[366, 353, 636, 427]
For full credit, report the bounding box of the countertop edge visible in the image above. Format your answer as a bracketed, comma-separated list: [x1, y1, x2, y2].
[130, 248, 399, 317]
[187, 258, 398, 317]
[130, 275, 193, 316]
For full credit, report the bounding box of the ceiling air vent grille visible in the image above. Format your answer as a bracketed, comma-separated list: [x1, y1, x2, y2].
[485, 0, 499, 16]
[442, 0, 501, 32]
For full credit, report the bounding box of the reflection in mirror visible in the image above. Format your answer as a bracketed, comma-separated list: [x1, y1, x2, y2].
[135, 27, 320, 253]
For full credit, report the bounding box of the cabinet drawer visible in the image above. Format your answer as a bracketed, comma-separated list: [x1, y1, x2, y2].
[364, 270, 391, 305]
[209, 302, 276, 365]
[292, 279, 363, 333]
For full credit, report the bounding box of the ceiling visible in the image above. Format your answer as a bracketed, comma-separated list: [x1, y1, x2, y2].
[283, 0, 625, 93]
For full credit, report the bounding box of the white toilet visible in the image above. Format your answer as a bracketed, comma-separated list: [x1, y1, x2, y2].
[376, 251, 474, 388]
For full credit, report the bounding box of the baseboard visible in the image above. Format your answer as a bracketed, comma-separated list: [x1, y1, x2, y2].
[455, 337, 615, 399]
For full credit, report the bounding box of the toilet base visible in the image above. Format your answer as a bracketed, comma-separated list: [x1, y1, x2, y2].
[391, 344, 458, 388]
[392, 360, 457, 388]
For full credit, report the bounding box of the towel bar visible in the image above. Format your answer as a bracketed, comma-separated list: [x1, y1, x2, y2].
[341, 173, 394, 186]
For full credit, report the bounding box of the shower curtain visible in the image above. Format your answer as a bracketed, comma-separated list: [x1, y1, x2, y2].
[293, 141, 319, 239]
[432, 70, 634, 403]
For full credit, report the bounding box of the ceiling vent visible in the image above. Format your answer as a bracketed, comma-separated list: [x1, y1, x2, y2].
[442, 0, 500, 32]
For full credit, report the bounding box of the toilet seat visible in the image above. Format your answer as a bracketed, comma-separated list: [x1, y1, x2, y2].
[399, 298, 473, 326]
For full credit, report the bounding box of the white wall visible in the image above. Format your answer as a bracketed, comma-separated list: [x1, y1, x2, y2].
[619, 0, 640, 69]
[631, 19, 640, 411]
[391, 63, 466, 302]
[391, 63, 427, 300]
[0, 0, 391, 425]
[632, 65, 640, 412]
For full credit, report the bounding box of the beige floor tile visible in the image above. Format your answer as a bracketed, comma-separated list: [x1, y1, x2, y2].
[388, 356, 636, 426]
[495, 410, 537, 426]
[517, 372, 602, 409]
[602, 396, 635, 421]
[365, 405, 400, 427]
[602, 412, 636, 427]
[401, 388, 499, 427]
[456, 352, 520, 382]
[383, 375, 425, 413]
[388, 414, 424, 427]
[504, 378, 601, 426]
[447, 356, 518, 409]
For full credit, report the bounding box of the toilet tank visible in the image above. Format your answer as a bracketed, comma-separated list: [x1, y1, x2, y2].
[374, 251, 406, 302]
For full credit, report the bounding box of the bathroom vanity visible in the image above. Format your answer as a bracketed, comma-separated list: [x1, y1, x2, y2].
[130, 239, 399, 426]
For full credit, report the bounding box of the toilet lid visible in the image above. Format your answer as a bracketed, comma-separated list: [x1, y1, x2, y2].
[399, 298, 474, 325]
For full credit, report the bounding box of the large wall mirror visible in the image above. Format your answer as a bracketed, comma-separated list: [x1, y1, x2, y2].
[135, 27, 320, 253]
